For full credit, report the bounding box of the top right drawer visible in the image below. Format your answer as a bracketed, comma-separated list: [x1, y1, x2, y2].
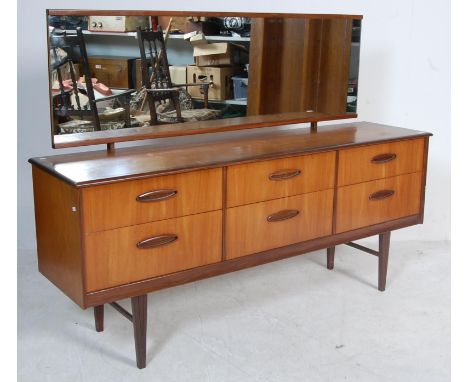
[338, 138, 425, 186]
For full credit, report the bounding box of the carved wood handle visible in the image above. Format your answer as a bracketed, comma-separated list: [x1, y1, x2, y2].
[137, 234, 178, 249]
[267, 209, 300, 222]
[371, 153, 397, 164]
[369, 189, 395, 201]
[136, 189, 177, 202]
[268, 169, 302, 181]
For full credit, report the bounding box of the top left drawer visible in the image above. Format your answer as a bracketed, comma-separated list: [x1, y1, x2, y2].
[81, 168, 223, 233]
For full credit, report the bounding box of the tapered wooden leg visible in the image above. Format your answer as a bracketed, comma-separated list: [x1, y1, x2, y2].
[327, 247, 335, 270]
[131, 295, 148, 369]
[94, 305, 104, 332]
[378, 232, 391, 291]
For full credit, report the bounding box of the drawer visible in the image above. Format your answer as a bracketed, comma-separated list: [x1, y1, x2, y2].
[338, 138, 425, 186]
[81, 168, 222, 232]
[84, 210, 222, 291]
[226, 190, 334, 259]
[226, 151, 336, 207]
[336, 172, 423, 233]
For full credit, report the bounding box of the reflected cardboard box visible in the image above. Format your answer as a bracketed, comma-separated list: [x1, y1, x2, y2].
[169, 66, 187, 89]
[187, 66, 243, 100]
[88, 16, 149, 32]
[193, 42, 247, 67]
[158, 16, 220, 35]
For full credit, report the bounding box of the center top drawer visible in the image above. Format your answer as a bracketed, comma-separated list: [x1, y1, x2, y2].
[81, 168, 222, 233]
[226, 151, 336, 207]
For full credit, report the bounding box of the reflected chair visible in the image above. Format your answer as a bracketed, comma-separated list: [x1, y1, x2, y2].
[136, 26, 214, 125]
[49, 28, 134, 133]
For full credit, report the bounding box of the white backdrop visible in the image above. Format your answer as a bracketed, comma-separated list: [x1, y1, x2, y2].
[17, 0, 450, 250]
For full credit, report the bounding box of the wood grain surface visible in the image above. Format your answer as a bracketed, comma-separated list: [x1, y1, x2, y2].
[30, 122, 432, 187]
[85, 214, 420, 307]
[85, 210, 222, 291]
[53, 111, 357, 149]
[316, 19, 352, 114]
[32, 167, 85, 307]
[336, 172, 423, 233]
[247, 18, 325, 115]
[81, 168, 222, 232]
[338, 137, 425, 186]
[29, 122, 432, 310]
[226, 190, 334, 259]
[227, 151, 335, 207]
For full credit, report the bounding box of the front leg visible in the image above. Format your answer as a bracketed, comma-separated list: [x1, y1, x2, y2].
[378, 232, 391, 291]
[327, 247, 335, 270]
[94, 305, 104, 332]
[131, 295, 148, 369]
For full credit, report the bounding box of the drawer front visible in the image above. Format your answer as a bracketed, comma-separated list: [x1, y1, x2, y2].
[226, 190, 334, 259]
[82, 168, 222, 232]
[84, 210, 222, 291]
[338, 138, 425, 186]
[226, 151, 336, 207]
[336, 172, 422, 233]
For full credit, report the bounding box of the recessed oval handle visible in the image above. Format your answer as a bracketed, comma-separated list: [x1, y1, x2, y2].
[371, 153, 397, 164]
[136, 189, 177, 202]
[137, 234, 178, 249]
[268, 169, 301, 181]
[369, 189, 395, 201]
[267, 209, 300, 222]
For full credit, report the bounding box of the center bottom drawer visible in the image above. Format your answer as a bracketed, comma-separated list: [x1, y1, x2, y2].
[84, 210, 222, 291]
[226, 190, 334, 259]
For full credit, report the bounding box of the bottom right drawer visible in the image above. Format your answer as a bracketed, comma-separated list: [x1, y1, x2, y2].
[336, 172, 423, 233]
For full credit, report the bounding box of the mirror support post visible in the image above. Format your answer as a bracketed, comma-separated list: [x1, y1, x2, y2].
[310, 122, 318, 132]
[107, 143, 115, 153]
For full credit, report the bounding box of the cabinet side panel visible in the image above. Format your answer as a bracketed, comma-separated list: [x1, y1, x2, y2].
[418, 136, 430, 222]
[31, 166, 84, 307]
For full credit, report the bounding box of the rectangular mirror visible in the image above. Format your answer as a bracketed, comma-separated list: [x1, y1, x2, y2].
[47, 11, 361, 147]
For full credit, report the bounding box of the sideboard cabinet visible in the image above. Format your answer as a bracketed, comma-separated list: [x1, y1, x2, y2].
[30, 122, 430, 368]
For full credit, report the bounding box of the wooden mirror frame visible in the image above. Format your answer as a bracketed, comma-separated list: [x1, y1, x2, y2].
[48, 10, 362, 149]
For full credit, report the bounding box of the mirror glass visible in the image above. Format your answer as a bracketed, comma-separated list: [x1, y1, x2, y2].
[47, 13, 361, 141]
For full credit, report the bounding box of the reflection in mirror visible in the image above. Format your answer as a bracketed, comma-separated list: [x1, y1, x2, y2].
[48, 13, 360, 137]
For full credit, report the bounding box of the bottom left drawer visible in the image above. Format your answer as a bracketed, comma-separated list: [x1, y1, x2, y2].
[84, 210, 222, 291]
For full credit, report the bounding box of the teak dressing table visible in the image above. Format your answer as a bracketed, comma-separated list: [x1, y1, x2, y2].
[31, 10, 432, 369]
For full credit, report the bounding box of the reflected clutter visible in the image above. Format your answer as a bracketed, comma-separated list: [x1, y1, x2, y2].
[48, 13, 360, 140]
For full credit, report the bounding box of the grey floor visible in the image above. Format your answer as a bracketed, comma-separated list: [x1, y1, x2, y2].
[18, 241, 450, 382]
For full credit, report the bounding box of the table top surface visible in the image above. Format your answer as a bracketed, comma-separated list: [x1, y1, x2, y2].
[30, 121, 432, 187]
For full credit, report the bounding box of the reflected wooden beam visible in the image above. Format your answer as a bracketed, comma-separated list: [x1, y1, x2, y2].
[53, 111, 357, 149]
